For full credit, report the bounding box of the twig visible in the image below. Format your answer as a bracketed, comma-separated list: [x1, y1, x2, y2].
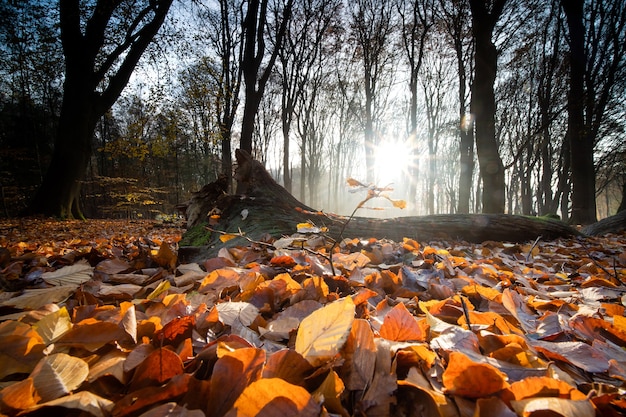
[525, 235, 542, 262]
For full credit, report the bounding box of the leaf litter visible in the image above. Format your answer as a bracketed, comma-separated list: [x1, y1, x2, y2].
[0, 218, 626, 416]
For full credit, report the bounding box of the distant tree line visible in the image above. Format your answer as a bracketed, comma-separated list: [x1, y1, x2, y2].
[0, 0, 624, 223]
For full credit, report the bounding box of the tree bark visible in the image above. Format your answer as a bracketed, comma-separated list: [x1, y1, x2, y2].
[561, 0, 597, 225]
[581, 209, 626, 236]
[469, 0, 507, 214]
[179, 150, 582, 262]
[240, 0, 293, 156]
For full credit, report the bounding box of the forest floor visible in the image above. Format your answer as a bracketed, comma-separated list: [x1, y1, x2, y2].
[0, 217, 625, 417]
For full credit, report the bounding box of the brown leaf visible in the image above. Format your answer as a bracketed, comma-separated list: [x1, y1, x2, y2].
[30, 353, 89, 402]
[23, 391, 114, 417]
[128, 347, 184, 392]
[57, 318, 128, 352]
[154, 241, 177, 270]
[0, 378, 40, 413]
[340, 319, 377, 391]
[154, 315, 195, 348]
[113, 374, 191, 417]
[262, 349, 313, 387]
[207, 347, 266, 417]
[442, 351, 510, 398]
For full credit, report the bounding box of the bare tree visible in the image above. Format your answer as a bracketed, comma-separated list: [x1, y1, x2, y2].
[468, 0, 507, 213]
[277, 0, 340, 193]
[349, 0, 396, 184]
[561, 0, 626, 224]
[239, 0, 293, 156]
[27, 0, 174, 218]
[439, 0, 475, 214]
[203, 0, 245, 191]
[396, 0, 433, 205]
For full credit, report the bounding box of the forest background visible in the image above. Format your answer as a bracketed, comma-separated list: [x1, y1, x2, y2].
[0, 0, 625, 225]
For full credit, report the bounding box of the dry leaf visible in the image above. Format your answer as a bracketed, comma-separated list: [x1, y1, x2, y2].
[128, 347, 184, 392]
[379, 302, 425, 342]
[207, 347, 266, 417]
[510, 397, 595, 417]
[225, 378, 320, 417]
[295, 296, 355, 366]
[23, 391, 114, 417]
[442, 351, 509, 398]
[30, 353, 89, 402]
[42, 259, 94, 286]
[33, 305, 73, 345]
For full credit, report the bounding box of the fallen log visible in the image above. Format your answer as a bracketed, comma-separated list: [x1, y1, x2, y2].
[581, 209, 626, 236]
[178, 150, 583, 262]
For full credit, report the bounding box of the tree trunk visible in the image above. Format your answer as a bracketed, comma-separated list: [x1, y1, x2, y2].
[561, 0, 597, 224]
[469, 0, 507, 214]
[28, 80, 96, 218]
[25, 0, 173, 218]
[179, 150, 582, 262]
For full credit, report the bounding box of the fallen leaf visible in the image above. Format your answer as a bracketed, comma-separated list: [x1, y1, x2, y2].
[207, 347, 266, 417]
[295, 296, 355, 366]
[30, 353, 89, 402]
[510, 397, 595, 417]
[379, 302, 426, 342]
[128, 347, 184, 392]
[23, 390, 114, 417]
[42, 259, 94, 286]
[32, 305, 73, 345]
[225, 377, 321, 417]
[442, 351, 510, 398]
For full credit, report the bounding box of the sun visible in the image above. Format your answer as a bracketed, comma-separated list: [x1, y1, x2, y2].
[372, 140, 412, 186]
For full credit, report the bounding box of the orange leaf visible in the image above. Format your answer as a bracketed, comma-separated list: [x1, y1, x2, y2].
[347, 177, 365, 187]
[263, 349, 313, 387]
[153, 315, 195, 348]
[207, 347, 266, 417]
[312, 370, 346, 415]
[128, 347, 184, 392]
[153, 241, 177, 270]
[56, 319, 127, 352]
[0, 378, 40, 413]
[379, 302, 425, 342]
[442, 351, 509, 398]
[226, 378, 320, 417]
[270, 255, 297, 268]
[501, 376, 587, 404]
[113, 374, 191, 417]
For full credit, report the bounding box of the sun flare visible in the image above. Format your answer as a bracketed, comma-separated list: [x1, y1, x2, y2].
[372, 140, 413, 187]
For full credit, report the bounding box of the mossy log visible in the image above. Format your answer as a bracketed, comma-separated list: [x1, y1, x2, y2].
[179, 150, 583, 262]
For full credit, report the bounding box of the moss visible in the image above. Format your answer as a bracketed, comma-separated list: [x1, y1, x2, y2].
[180, 223, 212, 246]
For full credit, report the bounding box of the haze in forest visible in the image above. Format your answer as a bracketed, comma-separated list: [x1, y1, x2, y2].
[0, 0, 624, 223]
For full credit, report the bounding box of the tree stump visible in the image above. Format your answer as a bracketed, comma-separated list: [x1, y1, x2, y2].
[179, 150, 583, 262]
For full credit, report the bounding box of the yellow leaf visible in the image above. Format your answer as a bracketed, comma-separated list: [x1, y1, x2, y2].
[146, 280, 171, 300]
[33, 306, 73, 345]
[295, 297, 355, 366]
[391, 199, 407, 209]
[220, 233, 238, 243]
[229, 378, 320, 417]
[312, 370, 346, 415]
